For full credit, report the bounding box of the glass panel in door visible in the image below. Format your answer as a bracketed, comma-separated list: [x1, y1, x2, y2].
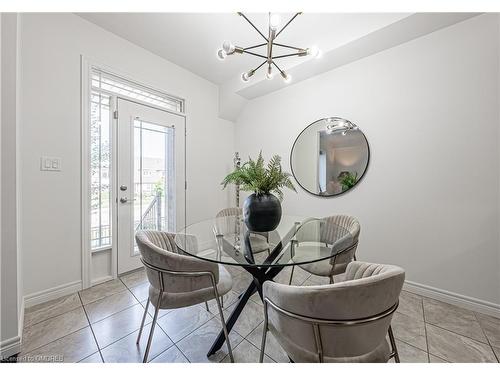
[133, 120, 175, 249]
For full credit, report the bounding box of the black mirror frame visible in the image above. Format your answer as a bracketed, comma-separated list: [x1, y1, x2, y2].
[289, 117, 371, 197]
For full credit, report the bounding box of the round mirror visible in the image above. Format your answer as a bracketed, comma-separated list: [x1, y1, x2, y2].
[290, 117, 370, 196]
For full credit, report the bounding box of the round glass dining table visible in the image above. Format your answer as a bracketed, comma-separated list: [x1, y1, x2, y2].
[174, 214, 355, 357]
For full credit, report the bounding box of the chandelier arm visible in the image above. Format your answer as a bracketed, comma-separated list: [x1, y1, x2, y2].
[275, 12, 302, 39]
[273, 52, 306, 59]
[244, 43, 267, 51]
[273, 42, 305, 51]
[271, 60, 285, 75]
[242, 50, 268, 59]
[253, 60, 267, 72]
[238, 12, 268, 42]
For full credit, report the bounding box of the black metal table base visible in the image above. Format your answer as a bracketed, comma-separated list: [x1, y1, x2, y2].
[207, 263, 284, 357]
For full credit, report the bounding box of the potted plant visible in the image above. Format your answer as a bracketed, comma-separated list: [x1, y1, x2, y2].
[338, 171, 358, 192]
[222, 151, 297, 232]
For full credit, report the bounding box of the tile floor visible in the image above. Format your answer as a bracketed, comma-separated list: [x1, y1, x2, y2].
[18, 266, 500, 363]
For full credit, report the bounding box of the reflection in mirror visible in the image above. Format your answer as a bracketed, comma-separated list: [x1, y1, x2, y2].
[290, 117, 369, 196]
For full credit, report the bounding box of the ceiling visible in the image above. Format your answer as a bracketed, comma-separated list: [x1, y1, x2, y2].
[78, 13, 410, 85]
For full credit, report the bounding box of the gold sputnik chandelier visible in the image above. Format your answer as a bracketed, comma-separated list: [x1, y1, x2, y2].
[217, 12, 321, 83]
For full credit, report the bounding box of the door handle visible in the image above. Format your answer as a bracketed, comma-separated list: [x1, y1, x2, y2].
[120, 197, 136, 203]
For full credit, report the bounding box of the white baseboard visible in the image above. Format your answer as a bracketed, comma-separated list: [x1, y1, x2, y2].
[23, 280, 82, 309]
[404, 280, 500, 319]
[91, 275, 113, 286]
[0, 335, 22, 359]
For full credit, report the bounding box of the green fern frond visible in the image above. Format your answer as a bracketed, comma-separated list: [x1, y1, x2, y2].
[221, 151, 297, 200]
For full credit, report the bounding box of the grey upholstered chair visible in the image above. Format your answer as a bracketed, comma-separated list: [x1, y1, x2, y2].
[290, 215, 360, 284]
[261, 261, 404, 363]
[215, 207, 271, 254]
[135, 230, 234, 363]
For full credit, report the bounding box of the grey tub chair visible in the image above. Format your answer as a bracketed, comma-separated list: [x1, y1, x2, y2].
[261, 261, 405, 363]
[290, 215, 360, 284]
[135, 230, 234, 363]
[216, 207, 271, 254]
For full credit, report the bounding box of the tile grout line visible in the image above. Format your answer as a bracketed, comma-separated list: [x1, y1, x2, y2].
[96, 275, 176, 351]
[166, 306, 217, 345]
[219, 335, 246, 363]
[20, 305, 91, 355]
[242, 337, 276, 363]
[173, 343, 191, 363]
[118, 274, 182, 363]
[472, 311, 500, 363]
[23, 295, 83, 329]
[21, 325, 92, 360]
[77, 292, 105, 363]
[118, 272, 229, 360]
[421, 298, 431, 363]
[244, 321, 286, 363]
[421, 300, 472, 363]
[424, 320, 493, 346]
[397, 299, 491, 348]
[23, 304, 83, 331]
[86, 299, 140, 325]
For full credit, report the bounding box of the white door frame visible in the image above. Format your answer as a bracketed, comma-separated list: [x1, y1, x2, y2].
[116, 97, 186, 274]
[80, 56, 187, 288]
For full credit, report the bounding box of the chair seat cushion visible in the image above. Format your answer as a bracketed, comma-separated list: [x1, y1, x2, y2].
[250, 234, 270, 253]
[324, 340, 391, 363]
[278, 329, 391, 363]
[149, 264, 233, 309]
[294, 246, 348, 276]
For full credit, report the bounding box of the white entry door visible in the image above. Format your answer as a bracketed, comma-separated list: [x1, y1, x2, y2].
[117, 98, 185, 274]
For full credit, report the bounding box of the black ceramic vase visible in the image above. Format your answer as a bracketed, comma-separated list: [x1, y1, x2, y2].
[243, 193, 282, 232]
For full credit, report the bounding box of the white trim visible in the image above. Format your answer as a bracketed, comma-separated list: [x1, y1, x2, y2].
[80, 55, 91, 289]
[404, 280, 500, 319]
[18, 297, 24, 339]
[81, 55, 188, 288]
[91, 66, 185, 116]
[110, 95, 118, 281]
[23, 280, 82, 309]
[90, 275, 114, 287]
[0, 335, 21, 359]
[0, 298, 25, 359]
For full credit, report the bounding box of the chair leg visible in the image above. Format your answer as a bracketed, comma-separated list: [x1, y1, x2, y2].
[260, 302, 269, 363]
[204, 301, 210, 312]
[136, 297, 150, 344]
[214, 291, 234, 362]
[220, 295, 224, 309]
[143, 294, 162, 363]
[388, 325, 400, 363]
[329, 275, 334, 284]
[288, 265, 295, 285]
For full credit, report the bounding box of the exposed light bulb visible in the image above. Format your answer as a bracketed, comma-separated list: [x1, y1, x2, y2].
[308, 45, 322, 59]
[241, 72, 250, 82]
[222, 41, 236, 54]
[216, 49, 227, 60]
[269, 14, 281, 31]
[266, 65, 273, 80]
[282, 72, 292, 83]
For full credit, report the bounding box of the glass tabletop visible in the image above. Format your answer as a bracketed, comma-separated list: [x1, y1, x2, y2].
[174, 214, 354, 268]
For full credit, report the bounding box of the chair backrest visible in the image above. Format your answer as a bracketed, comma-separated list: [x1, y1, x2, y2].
[214, 207, 242, 236]
[296, 215, 360, 269]
[135, 230, 219, 293]
[263, 261, 405, 362]
[216, 207, 242, 218]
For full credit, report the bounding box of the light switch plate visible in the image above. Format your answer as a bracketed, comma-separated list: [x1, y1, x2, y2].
[41, 157, 62, 171]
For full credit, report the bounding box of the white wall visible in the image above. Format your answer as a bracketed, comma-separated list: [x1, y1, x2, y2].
[19, 13, 235, 297]
[235, 14, 500, 306]
[0, 13, 23, 357]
